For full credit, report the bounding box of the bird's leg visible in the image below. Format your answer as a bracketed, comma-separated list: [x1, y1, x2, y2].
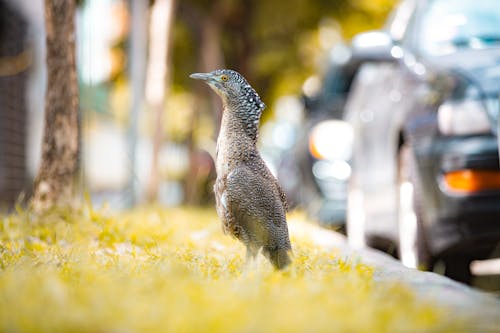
[262, 245, 291, 270]
[245, 245, 258, 264]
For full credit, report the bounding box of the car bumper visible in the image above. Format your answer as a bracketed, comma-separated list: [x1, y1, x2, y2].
[423, 135, 500, 257]
[429, 194, 500, 258]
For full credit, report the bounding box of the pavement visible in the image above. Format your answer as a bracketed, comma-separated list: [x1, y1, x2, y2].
[290, 221, 500, 332]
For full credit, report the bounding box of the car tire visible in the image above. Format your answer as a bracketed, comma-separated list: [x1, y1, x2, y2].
[442, 255, 472, 284]
[397, 144, 430, 270]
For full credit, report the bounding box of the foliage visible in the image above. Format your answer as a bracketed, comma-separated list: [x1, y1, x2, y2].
[174, 0, 397, 102]
[0, 206, 465, 332]
[165, 0, 398, 143]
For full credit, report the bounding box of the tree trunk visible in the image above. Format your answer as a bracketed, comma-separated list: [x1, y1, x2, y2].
[31, 0, 79, 211]
[184, 10, 224, 205]
[126, 0, 148, 207]
[145, 0, 176, 202]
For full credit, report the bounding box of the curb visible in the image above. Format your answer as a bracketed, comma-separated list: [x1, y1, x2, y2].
[290, 221, 500, 331]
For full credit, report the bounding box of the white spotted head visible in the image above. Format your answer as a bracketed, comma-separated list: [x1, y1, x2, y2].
[190, 69, 266, 113]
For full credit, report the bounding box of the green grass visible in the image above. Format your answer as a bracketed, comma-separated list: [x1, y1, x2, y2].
[0, 205, 463, 332]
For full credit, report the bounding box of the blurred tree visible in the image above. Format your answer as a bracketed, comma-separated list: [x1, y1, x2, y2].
[146, 0, 176, 202]
[126, 0, 148, 206]
[176, 1, 225, 204]
[174, 0, 395, 101]
[32, 0, 79, 211]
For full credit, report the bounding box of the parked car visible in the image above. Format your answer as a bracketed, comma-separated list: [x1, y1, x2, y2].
[276, 44, 362, 228]
[345, 0, 500, 283]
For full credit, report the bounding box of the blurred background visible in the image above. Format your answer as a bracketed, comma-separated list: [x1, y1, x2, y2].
[0, 0, 395, 211]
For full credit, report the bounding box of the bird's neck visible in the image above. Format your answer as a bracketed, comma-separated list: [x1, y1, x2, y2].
[215, 106, 261, 175]
[221, 102, 261, 144]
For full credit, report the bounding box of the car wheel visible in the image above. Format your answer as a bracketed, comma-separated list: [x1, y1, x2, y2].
[444, 255, 472, 284]
[397, 144, 430, 270]
[442, 255, 472, 284]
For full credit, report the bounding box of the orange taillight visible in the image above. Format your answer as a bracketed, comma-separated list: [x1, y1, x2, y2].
[443, 169, 500, 193]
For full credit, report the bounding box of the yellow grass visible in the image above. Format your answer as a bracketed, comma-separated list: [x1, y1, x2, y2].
[0, 205, 462, 332]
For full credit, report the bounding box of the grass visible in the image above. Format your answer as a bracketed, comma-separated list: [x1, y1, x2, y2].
[0, 205, 463, 332]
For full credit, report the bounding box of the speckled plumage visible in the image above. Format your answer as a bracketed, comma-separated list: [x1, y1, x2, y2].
[190, 69, 292, 269]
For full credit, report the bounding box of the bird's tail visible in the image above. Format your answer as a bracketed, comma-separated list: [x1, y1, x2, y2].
[265, 246, 292, 270]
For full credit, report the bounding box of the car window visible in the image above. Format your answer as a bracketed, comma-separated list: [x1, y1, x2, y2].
[322, 66, 354, 97]
[419, 0, 500, 56]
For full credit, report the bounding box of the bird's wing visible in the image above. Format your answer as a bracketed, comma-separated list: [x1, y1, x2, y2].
[225, 165, 286, 228]
[276, 181, 289, 212]
[254, 158, 289, 212]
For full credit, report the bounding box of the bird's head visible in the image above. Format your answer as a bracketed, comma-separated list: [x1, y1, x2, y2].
[190, 69, 265, 112]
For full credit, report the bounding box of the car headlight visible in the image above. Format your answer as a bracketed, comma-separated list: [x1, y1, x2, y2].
[308, 120, 353, 160]
[437, 100, 491, 136]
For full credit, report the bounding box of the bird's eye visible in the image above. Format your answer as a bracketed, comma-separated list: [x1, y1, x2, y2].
[221, 75, 228, 82]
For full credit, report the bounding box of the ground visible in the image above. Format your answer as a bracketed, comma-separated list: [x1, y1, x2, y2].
[0, 205, 480, 332]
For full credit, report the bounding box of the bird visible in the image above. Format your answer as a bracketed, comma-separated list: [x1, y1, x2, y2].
[190, 69, 292, 269]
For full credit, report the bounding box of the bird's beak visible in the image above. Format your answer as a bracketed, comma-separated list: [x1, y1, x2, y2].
[190, 72, 224, 98]
[189, 72, 213, 82]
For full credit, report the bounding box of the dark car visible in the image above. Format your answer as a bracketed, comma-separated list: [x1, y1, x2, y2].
[344, 0, 500, 283]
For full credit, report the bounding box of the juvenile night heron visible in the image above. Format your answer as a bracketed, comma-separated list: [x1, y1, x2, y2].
[190, 69, 292, 269]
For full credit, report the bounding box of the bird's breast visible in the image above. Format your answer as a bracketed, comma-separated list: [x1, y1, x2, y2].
[215, 137, 230, 176]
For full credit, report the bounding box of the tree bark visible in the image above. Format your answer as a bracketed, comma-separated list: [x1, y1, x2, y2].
[31, 0, 79, 211]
